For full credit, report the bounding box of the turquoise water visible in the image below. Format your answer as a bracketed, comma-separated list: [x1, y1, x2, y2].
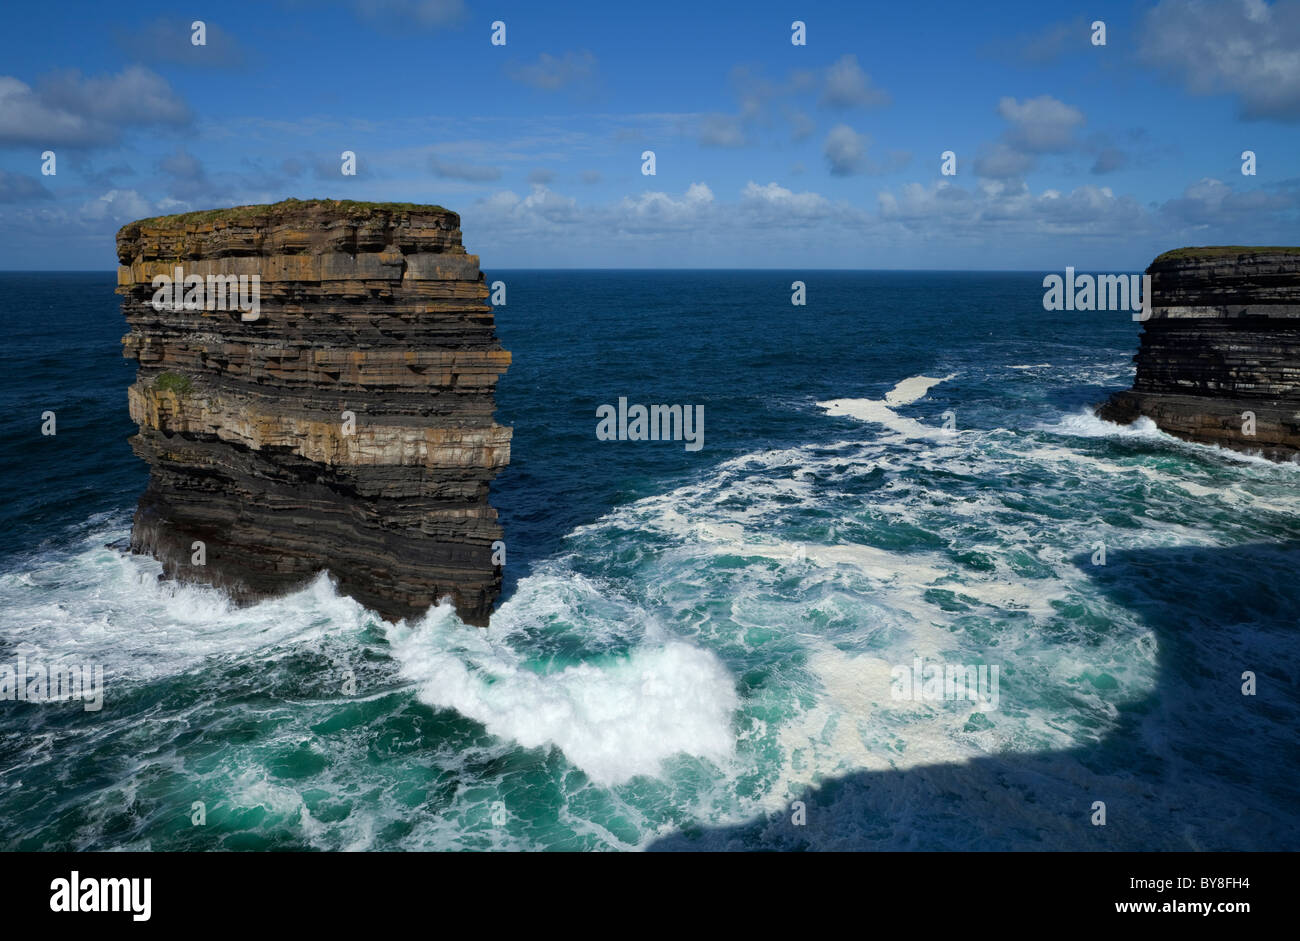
[1, 270, 1297, 850]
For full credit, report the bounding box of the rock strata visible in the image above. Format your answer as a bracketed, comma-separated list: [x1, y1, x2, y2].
[117, 199, 510, 624]
[1097, 247, 1300, 460]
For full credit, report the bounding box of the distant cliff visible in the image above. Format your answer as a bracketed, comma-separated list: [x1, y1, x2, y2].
[1098, 247, 1300, 460]
[117, 199, 511, 624]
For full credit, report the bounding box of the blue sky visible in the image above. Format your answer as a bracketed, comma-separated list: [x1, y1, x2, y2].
[0, 0, 1297, 269]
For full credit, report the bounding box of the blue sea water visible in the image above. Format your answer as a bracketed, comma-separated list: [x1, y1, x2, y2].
[0, 269, 1297, 850]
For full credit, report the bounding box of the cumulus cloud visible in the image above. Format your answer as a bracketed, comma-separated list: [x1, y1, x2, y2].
[740, 181, 834, 220]
[878, 181, 977, 222]
[823, 124, 911, 176]
[824, 124, 867, 175]
[616, 182, 715, 229]
[468, 179, 871, 243]
[878, 178, 1147, 237]
[698, 57, 888, 150]
[972, 94, 1103, 180]
[478, 184, 580, 225]
[1141, 0, 1300, 121]
[973, 141, 1037, 180]
[1160, 176, 1297, 225]
[820, 54, 891, 109]
[0, 67, 190, 147]
[998, 95, 1086, 152]
[79, 189, 158, 222]
[528, 168, 556, 184]
[1033, 184, 1145, 228]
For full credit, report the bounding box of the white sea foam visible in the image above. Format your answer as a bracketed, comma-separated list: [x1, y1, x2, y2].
[817, 372, 957, 439]
[1043, 410, 1172, 442]
[385, 608, 739, 786]
[536, 416, 1179, 819]
[885, 373, 957, 406]
[0, 530, 366, 680]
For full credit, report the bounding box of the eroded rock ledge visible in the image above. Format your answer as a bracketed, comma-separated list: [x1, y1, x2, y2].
[1097, 247, 1300, 460]
[117, 199, 510, 624]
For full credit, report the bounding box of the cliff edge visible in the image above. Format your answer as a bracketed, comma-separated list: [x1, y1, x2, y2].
[117, 198, 511, 625]
[1097, 246, 1300, 460]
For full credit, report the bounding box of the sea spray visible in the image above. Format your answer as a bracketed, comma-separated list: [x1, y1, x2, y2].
[386, 611, 738, 785]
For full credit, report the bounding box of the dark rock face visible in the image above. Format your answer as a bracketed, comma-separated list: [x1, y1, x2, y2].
[117, 199, 511, 624]
[1097, 248, 1300, 460]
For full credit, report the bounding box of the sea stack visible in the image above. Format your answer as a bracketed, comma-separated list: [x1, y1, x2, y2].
[1098, 247, 1300, 460]
[116, 199, 511, 625]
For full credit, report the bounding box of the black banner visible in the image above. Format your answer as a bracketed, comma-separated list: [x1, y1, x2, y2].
[1, 851, 1281, 927]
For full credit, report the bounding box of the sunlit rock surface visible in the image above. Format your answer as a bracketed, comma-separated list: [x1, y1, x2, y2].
[117, 199, 510, 624]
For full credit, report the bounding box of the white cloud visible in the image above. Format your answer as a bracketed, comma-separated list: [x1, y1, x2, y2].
[0, 67, 190, 147]
[973, 95, 1099, 181]
[822, 124, 910, 176]
[820, 55, 890, 109]
[997, 95, 1086, 152]
[1141, 0, 1300, 121]
[616, 183, 715, 227]
[79, 189, 156, 222]
[741, 181, 832, 217]
[878, 181, 977, 221]
[1160, 176, 1296, 225]
[974, 141, 1037, 180]
[877, 178, 1148, 236]
[824, 124, 867, 175]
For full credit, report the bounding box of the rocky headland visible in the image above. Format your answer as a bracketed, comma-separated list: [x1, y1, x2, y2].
[1098, 247, 1300, 460]
[117, 199, 511, 625]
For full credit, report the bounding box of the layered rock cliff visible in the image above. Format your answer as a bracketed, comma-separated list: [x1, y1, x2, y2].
[1098, 247, 1300, 460]
[117, 199, 510, 624]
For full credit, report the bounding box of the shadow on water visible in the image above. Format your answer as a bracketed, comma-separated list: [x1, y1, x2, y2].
[649, 541, 1300, 851]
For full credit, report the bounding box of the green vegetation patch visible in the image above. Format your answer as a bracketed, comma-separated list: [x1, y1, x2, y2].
[1153, 246, 1300, 263]
[131, 197, 452, 229]
[153, 372, 193, 396]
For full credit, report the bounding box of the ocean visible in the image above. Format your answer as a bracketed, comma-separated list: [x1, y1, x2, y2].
[1, 270, 1297, 850]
